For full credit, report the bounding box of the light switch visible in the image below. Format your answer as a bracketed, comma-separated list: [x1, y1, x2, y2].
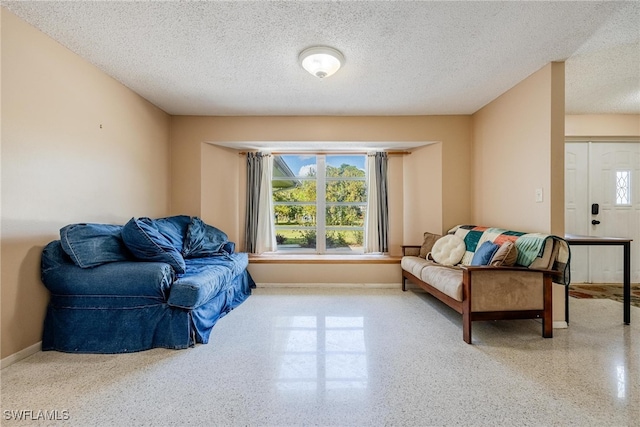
[535, 188, 543, 203]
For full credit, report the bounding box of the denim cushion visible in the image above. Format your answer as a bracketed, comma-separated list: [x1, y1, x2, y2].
[169, 253, 248, 309]
[42, 241, 174, 300]
[152, 215, 191, 253]
[183, 217, 233, 258]
[59, 223, 130, 268]
[122, 217, 186, 274]
[471, 241, 500, 266]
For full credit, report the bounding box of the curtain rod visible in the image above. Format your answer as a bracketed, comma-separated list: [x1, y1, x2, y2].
[238, 151, 411, 156]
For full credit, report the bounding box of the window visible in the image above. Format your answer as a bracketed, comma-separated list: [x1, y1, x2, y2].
[272, 154, 366, 254]
[616, 170, 631, 205]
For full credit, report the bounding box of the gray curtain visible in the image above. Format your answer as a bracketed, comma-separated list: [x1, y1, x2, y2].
[374, 152, 389, 253]
[244, 152, 265, 253]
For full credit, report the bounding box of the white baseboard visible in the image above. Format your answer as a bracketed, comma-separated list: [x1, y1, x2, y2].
[256, 282, 400, 289]
[553, 321, 569, 329]
[1, 341, 41, 370]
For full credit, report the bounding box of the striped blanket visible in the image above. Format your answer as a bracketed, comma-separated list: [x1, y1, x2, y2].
[452, 225, 571, 286]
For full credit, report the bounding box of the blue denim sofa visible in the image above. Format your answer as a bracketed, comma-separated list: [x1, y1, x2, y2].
[41, 216, 254, 353]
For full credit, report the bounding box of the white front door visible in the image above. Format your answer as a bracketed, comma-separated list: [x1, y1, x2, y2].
[565, 142, 640, 283]
[565, 143, 590, 283]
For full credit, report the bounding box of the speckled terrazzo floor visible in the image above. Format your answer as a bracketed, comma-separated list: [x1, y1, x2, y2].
[2, 287, 639, 426]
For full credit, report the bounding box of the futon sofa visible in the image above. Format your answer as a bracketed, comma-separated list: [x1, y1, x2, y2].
[41, 215, 254, 353]
[401, 225, 570, 344]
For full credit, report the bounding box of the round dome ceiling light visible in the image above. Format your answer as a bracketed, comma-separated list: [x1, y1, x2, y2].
[299, 46, 345, 79]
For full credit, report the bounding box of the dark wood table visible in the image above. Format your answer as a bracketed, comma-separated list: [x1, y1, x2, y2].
[564, 234, 633, 325]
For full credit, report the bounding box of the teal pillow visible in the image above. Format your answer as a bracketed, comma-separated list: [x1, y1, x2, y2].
[470, 241, 500, 266]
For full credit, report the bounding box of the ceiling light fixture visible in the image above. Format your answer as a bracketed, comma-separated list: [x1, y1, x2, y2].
[299, 46, 344, 79]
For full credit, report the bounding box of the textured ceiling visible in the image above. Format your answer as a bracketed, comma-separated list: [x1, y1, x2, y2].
[2, 1, 639, 116]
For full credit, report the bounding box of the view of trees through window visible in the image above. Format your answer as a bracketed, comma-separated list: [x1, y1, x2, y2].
[272, 154, 366, 253]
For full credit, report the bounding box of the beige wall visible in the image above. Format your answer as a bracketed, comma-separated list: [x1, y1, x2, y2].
[201, 143, 244, 243]
[403, 142, 442, 240]
[566, 114, 640, 139]
[170, 116, 474, 258]
[1, 9, 171, 359]
[472, 63, 565, 234]
[169, 116, 472, 289]
[471, 62, 566, 321]
[248, 263, 401, 285]
[550, 63, 566, 235]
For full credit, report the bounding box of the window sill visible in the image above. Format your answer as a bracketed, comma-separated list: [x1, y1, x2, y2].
[248, 254, 401, 264]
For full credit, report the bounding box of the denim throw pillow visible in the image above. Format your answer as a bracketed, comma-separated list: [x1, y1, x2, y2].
[122, 217, 186, 274]
[152, 215, 191, 253]
[471, 241, 500, 266]
[60, 223, 130, 268]
[182, 217, 233, 258]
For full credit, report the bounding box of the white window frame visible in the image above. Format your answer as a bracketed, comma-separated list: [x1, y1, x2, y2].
[272, 154, 366, 254]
